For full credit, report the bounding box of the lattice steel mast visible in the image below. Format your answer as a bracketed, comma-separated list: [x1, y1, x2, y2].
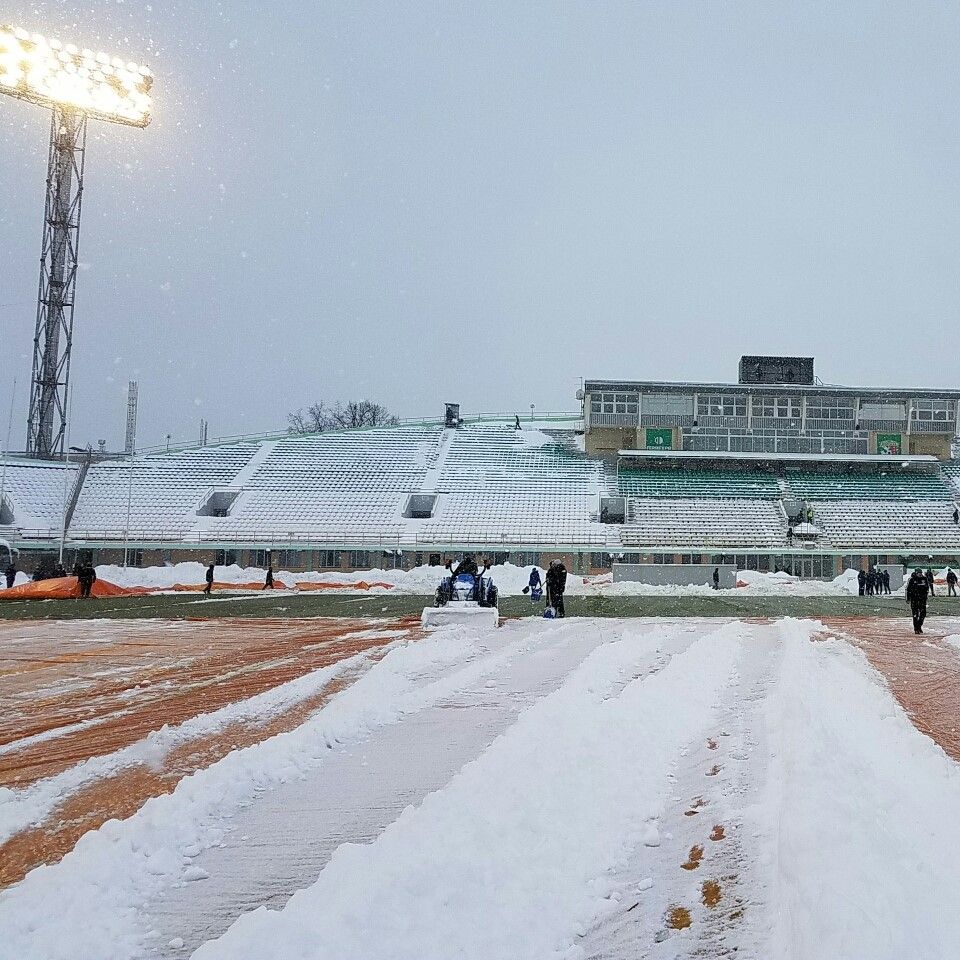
[0, 23, 153, 459]
[26, 106, 87, 457]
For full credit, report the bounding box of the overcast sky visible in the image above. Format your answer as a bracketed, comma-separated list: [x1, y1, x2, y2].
[2, 1, 960, 450]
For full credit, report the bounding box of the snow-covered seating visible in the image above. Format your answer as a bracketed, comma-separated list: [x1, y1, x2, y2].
[617, 468, 781, 499]
[197, 426, 442, 539]
[249, 427, 440, 492]
[809, 500, 960, 550]
[786, 470, 952, 501]
[70, 443, 259, 538]
[202, 490, 406, 543]
[619, 498, 786, 548]
[417, 491, 607, 546]
[438, 426, 609, 495]
[0, 459, 78, 535]
[937, 461, 960, 500]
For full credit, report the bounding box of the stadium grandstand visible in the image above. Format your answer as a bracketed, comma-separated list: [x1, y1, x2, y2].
[2, 356, 960, 579]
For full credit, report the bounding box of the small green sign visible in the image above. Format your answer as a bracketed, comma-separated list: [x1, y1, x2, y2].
[877, 433, 902, 455]
[645, 428, 673, 450]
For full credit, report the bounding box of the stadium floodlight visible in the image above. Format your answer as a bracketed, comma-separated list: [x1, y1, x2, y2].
[0, 24, 153, 458]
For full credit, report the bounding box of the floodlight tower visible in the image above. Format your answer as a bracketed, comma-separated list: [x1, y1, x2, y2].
[0, 24, 153, 459]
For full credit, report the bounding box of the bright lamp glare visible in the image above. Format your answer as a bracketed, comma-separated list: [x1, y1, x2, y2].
[0, 23, 152, 126]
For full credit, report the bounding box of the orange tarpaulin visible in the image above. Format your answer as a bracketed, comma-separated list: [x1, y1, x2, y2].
[0, 576, 396, 602]
[294, 580, 394, 592]
[165, 581, 290, 593]
[0, 577, 151, 602]
[167, 580, 393, 593]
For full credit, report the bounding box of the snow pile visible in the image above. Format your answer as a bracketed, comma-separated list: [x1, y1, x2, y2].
[192, 622, 745, 960]
[762, 619, 960, 958]
[516, 428, 554, 448]
[94, 561, 545, 595]
[93, 561, 869, 597]
[1, 572, 31, 588]
[95, 561, 283, 590]
[734, 568, 860, 596]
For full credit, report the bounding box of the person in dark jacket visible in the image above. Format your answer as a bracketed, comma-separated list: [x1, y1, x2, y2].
[906, 569, 930, 634]
[882, 569, 891, 595]
[450, 554, 479, 579]
[88, 563, 98, 597]
[75, 561, 94, 599]
[263, 564, 274, 590]
[522, 566, 543, 602]
[545, 559, 567, 618]
[712, 567, 720, 590]
[947, 568, 958, 598]
[925, 567, 935, 597]
[204, 562, 215, 596]
[857, 569, 866, 596]
[953, 507, 959, 525]
[4, 562, 16, 589]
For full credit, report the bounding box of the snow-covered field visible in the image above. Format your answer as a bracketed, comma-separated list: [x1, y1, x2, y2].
[3, 614, 960, 958]
[85, 560, 871, 597]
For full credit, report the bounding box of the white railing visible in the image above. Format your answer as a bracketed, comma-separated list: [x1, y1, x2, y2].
[24, 525, 610, 550]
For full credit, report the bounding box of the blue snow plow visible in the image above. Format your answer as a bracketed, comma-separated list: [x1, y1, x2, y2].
[421, 568, 499, 628]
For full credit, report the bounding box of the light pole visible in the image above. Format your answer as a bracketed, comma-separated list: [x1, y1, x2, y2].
[0, 24, 153, 458]
[0, 378, 16, 525]
[123, 443, 136, 567]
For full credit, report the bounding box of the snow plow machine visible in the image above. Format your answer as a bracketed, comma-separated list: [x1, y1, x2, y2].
[421, 569, 499, 629]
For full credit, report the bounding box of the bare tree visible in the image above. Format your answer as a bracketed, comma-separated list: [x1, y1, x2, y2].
[327, 400, 398, 430]
[287, 399, 398, 434]
[287, 402, 329, 434]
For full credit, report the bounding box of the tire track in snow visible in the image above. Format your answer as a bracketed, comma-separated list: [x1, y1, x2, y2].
[579, 620, 779, 960]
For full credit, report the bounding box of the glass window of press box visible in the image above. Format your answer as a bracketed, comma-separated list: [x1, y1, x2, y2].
[805, 397, 855, 420]
[752, 396, 801, 419]
[643, 394, 694, 416]
[859, 402, 906, 420]
[911, 400, 955, 422]
[590, 392, 638, 415]
[697, 394, 747, 417]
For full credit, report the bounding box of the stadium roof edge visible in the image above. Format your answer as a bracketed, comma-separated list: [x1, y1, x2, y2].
[617, 449, 940, 465]
[0, 455, 76, 468]
[586, 379, 960, 397]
